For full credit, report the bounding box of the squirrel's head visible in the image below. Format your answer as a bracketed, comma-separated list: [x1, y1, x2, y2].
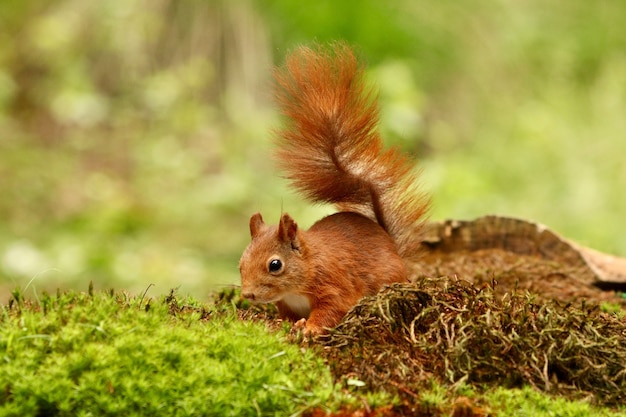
[239, 212, 307, 304]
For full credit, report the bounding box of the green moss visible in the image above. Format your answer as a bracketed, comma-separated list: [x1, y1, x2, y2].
[601, 301, 626, 318]
[0, 289, 361, 416]
[488, 386, 626, 417]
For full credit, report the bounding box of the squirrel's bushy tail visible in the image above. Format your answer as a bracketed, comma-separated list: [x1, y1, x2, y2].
[274, 43, 430, 257]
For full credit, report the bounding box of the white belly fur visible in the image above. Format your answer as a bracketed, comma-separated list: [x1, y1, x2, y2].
[281, 293, 311, 318]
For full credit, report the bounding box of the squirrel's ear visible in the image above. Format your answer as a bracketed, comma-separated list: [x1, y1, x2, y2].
[278, 213, 300, 249]
[249, 213, 265, 238]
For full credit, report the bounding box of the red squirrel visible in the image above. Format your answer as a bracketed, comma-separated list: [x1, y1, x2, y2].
[239, 44, 429, 335]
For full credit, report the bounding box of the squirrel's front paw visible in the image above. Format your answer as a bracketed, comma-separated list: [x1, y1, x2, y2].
[293, 318, 307, 331]
[287, 318, 308, 341]
[290, 318, 322, 338]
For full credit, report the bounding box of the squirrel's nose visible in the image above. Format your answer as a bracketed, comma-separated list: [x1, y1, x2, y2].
[242, 292, 255, 301]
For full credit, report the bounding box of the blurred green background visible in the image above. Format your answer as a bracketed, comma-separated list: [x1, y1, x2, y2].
[1, 0, 625, 300]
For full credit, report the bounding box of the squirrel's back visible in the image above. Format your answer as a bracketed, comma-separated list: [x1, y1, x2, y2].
[274, 43, 429, 258]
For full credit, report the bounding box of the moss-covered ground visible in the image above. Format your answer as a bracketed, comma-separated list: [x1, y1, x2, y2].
[1, 283, 625, 416]
[322, 279, 626, 415]
[0, 287, 379, 416]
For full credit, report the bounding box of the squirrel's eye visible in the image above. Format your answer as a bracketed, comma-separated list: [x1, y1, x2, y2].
[268, 258, 283, 274]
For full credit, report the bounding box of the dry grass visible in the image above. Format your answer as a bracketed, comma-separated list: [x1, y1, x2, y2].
[320, 278, 626, 407]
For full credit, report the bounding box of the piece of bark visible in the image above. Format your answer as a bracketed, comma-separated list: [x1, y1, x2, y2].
[421, 215, 626, 289]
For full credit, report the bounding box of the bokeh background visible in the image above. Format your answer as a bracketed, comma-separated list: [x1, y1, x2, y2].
[1, 0, 625, 300]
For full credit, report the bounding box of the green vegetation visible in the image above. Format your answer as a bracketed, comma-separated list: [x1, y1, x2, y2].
[1, 287, 625, 416]
[487, 386, 625, 417]
[0, 288, 369, 416]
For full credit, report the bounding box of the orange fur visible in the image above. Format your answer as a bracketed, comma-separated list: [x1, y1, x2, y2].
[239, 44, 429, 335]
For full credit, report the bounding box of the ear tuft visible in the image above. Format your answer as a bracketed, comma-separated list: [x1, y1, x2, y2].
[249, 213, 265, 238]
[278, 213, 299, 245]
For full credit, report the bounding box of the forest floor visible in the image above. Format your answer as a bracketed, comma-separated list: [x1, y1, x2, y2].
[2, 244, 625, 416]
